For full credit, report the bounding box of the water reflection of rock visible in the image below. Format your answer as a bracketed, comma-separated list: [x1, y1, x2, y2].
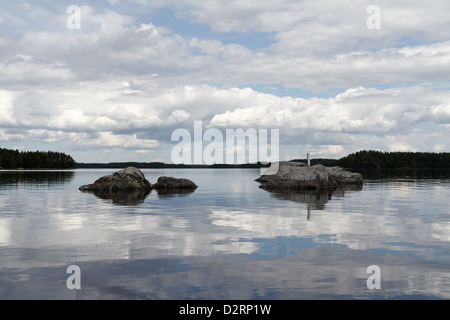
[90, 190, 151, 206]
[261, 187, 332, 210]
[156, 188, 196, 199]
[86, 188, 197, 204]
[260, 185, 362, 208]
[260, 185, 362, 220]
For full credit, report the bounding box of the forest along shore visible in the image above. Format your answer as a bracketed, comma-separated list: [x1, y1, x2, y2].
[0, 148, 76, 169]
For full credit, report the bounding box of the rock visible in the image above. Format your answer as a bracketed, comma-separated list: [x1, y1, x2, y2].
[255, 161, 362, 190]
[79, 167, 152, 192]
[152, 176, 198, 190]
[327, 166, 364, 185]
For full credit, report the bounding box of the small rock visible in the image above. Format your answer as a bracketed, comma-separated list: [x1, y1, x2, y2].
[152, 176, 198, 190]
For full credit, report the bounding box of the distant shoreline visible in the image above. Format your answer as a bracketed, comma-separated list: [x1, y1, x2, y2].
[73, 158, 340, 169]
[74, 162, 271, 169]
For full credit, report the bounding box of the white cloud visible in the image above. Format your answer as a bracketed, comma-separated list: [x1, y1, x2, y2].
[433, 144, 447, 152]
[389, 142, 418, 152]
[70, 131, 159, 150]
[98, 132, 159, 149]
[209, 85, 450, 134]
[167, 109, 191, 123]
[316, 145, 345, 156]
[135, 149, 151, 154]
[0, 90, 18, 126]
[153, 0, 450, 55]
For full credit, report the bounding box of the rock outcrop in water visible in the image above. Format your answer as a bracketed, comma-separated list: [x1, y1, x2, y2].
[79, 167, 198, 197]
[79, 167, 152, 192]
[255, 161, 363, 190]
[152, 176, 198, 191]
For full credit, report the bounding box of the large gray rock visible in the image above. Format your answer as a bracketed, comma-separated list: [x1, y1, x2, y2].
[256, 161, 362, 190]
[79, 167, 152, 192]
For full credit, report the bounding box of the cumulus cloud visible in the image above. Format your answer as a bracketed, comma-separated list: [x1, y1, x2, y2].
[1, 80, 450, 160]
[209, 85, 450, 134]
[81, 131, 159, 149]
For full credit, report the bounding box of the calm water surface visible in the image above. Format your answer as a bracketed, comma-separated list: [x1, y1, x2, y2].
[0, 168, 450, 299]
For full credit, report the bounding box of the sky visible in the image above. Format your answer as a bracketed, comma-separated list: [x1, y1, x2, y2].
[1, 0, 450, 163]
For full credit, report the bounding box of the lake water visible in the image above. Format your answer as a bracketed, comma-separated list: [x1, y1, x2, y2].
[1, 168, 450, 300]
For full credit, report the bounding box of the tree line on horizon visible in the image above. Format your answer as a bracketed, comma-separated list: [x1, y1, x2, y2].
[0, 148, 76, 169]
[336, 150, 450, 170]
[76, 151, 450, 170]
[75, 161, 269, 169]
